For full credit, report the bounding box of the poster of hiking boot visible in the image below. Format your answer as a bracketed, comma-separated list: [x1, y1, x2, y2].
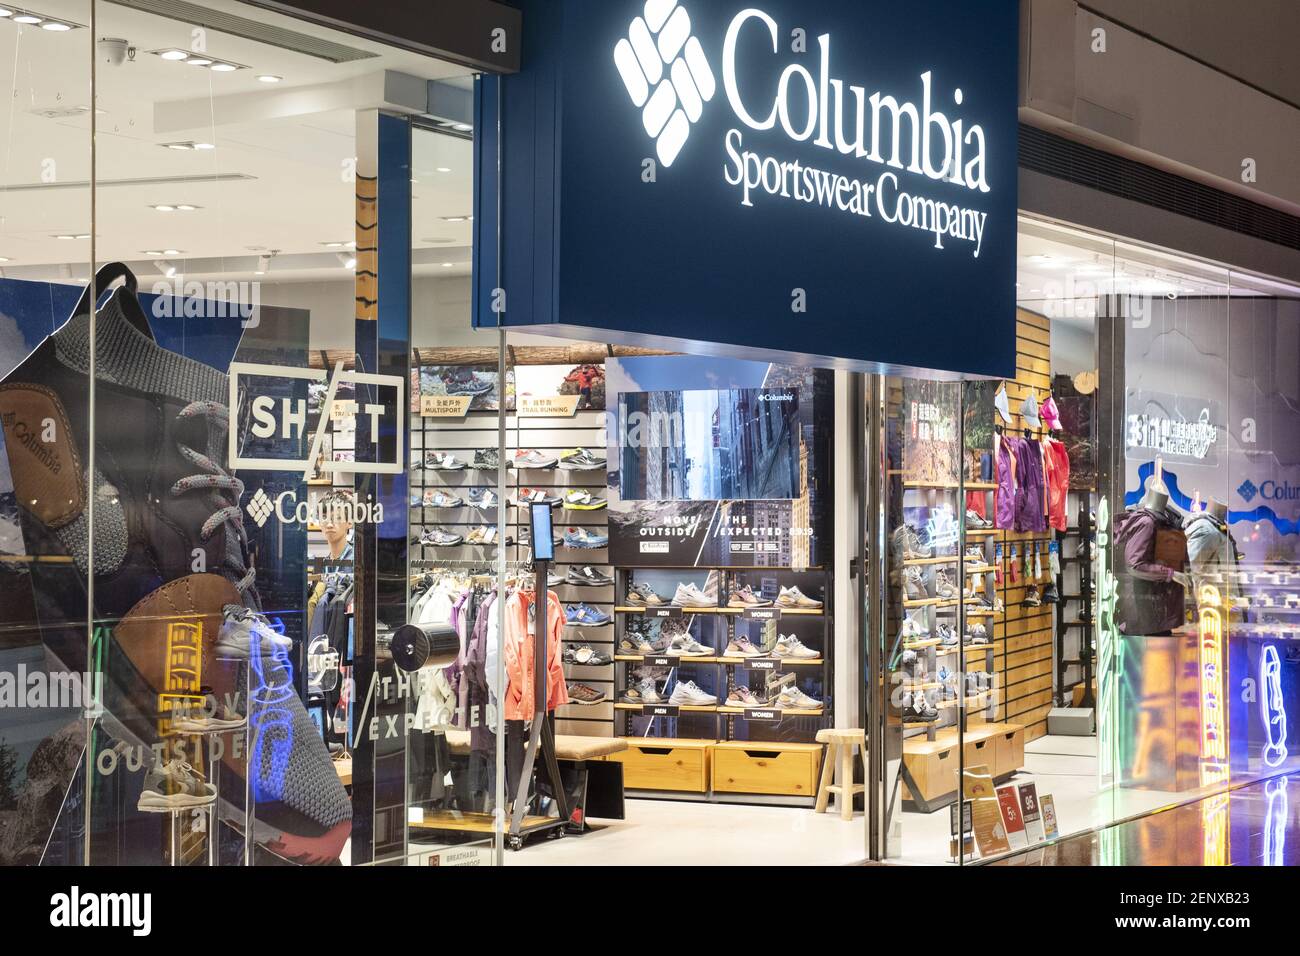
[902, 379, 961, 485]
[413, 364, 512, 413]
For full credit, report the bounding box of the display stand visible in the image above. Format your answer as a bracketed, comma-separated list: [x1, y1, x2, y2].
[1055, 493, 1096, 707]
[139, 802, 216, 866]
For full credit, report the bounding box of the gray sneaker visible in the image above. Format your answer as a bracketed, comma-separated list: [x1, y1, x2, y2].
[622, 676, 661, 703]
[138, 759, 217, 811]
[215, 605, 293, 659]
[668, 680, 718, 706]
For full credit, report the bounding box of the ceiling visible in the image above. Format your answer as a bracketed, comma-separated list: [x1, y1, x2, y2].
[0, 0, 475, 283]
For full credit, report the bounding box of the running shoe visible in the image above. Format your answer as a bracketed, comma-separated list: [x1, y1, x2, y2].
[964, 509, 992, 529]
[892, 524, 932, 559]
[672, 582, 714, 608]
[937, 623, 959, 647]
[773, 634, 819, 659]
[563, 643, 612, 666]
[466, 488, 499, 508]
[727, 584, 772, 608]
[559, 448, 607, 471]
[170, 691, 247, 733]
[902, 691, 939, 723]
[900, 614, 929, 642]
[464, 526, 499, 545]
[428, 491, 463, 508]
[425, 452, 466, 470]
[510, 449, 559, 469]
[565, 603, 612, 626]
[933, 570, 958, 599]
[900, 565, 927, 600]
[619, 636, 655, 655]
[563, 489, 607, 510]
[667, 633, 712, 657]
[566, 566, 614, 587]
[724, 636, 764, 658]
[137, 759, 217, 811]
[567, 683, 608, 706]
[774, 686, 822, 710]
[516, 487, 562, 507]
[469, 448, 500, 469]
[725, 686, 765, 707]
[414, 527, 464, 547]
[626, 583, 666, 606]
[563, 526, 609, 549]
[215, 605, 293, 658]
[622, 677, 661, 704]
[669, 680, 718, 706]
[776, 585, 823, 609]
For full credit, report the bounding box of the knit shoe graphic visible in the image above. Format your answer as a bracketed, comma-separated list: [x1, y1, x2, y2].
[614, 0, 716, 167]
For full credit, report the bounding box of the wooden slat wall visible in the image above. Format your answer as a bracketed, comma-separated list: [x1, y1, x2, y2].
[990, 310, 1057, 742]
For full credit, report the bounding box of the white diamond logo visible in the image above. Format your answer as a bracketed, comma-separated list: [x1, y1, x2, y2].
[614, 1, 715, 168]
[246, 488, 274, 528]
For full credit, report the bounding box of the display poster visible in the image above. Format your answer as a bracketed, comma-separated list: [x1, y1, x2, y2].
[420, 394, 472, 418]
[996, 784, 1028, 849]
[1018, 782, 1047, 844]
[412, 363, 511, 413]
[1040, 794, 1061, 840]
[515, 362, 606, 411]
[902, 379, 960, 484]
[963, 380, 996, 453]
[1125, 388, 1222, 467]
[963, 765, 1011, 858]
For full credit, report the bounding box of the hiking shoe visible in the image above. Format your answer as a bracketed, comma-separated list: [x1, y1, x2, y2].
[965, 624, 989, 645]
[171, 691, 246, 733]
[138, 759, 217, 811]
[469, 448, 500, 469]
[215, 605, 293, 658]
[726, 686, 764, 707]
[516, 487, 562, 506]
[934, 570, 958, 599]
[441, 368, 494, 395]
[892, 524, 932, 559]
[567, 683, 607, 706]
[563, 489, 607, 510]
[901, 566, 927, 600]
[1042, 583, 1060, 604]
[622, 677, 661, 703]
[773, 634, 819, 659]
[669, 680, 717, 706]
[428, 491, 463, 508]
[727, 584, 772, 608]
[964, 509, 992, 529]
[900, 614, 929, 643]
[724, 636, 764, 658]
[626, 582, 666, 606]
[559, 448, 607, 471]
[1023, 585, 1042, 607]
[510, 449, 558, 469]
[425, 451, 466, 470]
[776, 585, 823, 609]
[464, 526, 499, 545]
[563, 527, 609, 549]
[673, 582, 714, 607]
[466, 488, 499, 508]
[900, 649, 921, 679]
[414, 527, 464, 547]
[902, 691, 939, 723]
[567, 566, 614, 587]
[565, 603, 612, 626]
[667, 633, 712, 656]
[774, 686, 822, 710]
[619, 635, 656, 655]
[563, 643, 611, 666]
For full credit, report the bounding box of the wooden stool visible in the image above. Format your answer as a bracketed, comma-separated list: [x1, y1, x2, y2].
[815, 728, 866, 820]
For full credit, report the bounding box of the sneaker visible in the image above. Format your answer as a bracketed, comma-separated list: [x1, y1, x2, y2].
[510, 449, 559, 469]
[464, 526, 499, 545]
[425, 452, 466, 470]
[516, 487, 562, 507]
[902, 691, 939, 723]
[1042, 583, 1060, 604]
[466, 488, 499, 509]
[776, 585, 823, 609]
[563, 643, 612, 666]
[724, 636, 764, 658]
[567, 683, 607, 705]
[566, 566, 614, 587]
[773, 634, 819, 659]
[414, 527, 464, 547]
[565, 603, 612, 626]
[964, 509, 992, 529]
[441, 369, 494, 396]
[137, 759, 217, 811]
[965, 624, 989, 645]
[559, 448, 607, 471]
[672, 582, 715, 608]
[934, 570, 958, 599]
[563, 527, 609, 549]
[469, 448, 500, 469]
[901, 566, 927, 600]
[622, 677, 661, 703]
[667, 633, 712, 656]
[727, 584, 772, 608]
[428, 491, 463, 508]
[669, 680, 718, 706]
[215, 605, 293, 659]
[900, 613, 929, 643]
[774, 686, 822, 710]
[965, 545, 989, 564]
[626, 583, 666, 606]
[900, 649, 921, 680]
[726, 686, 765, 707]
[892, 524, 932, 559]
[171, 692, 247, 733]
[936, 623, 959, 647]
[1023, 585, 1042, 607]
[619, 635, 655, 655]
[563, 489, 607, 510]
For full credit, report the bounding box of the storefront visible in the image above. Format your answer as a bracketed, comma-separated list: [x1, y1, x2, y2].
[0, 0, 1297, 869]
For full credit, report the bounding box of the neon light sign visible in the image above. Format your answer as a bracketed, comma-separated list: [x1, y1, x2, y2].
[1095, 497, 1120, 786]
[1261, 644, 1289, 769]
[1196, 584, 1228, 786]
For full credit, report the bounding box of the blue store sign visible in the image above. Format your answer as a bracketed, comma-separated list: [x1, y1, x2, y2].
[475, 0, 1018, 376]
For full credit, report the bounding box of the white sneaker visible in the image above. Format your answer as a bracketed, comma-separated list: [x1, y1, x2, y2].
[900, 614, 929, 642]
[776, 585, 823, 609]
[774, 686, 822, 710]
[672, 582, 714, 608]
[773, 635, 819, 659]
[667, 634, 712, 656]
[215, 605, 293, 659]
[668, 680, 718, 706]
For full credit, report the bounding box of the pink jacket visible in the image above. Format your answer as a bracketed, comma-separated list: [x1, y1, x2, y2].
[503, 590, 566, 721]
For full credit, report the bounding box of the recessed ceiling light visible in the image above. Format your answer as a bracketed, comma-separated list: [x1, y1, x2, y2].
[256, 74, 281, 83]
[0, 9, 13, 17]
[159, 49, 187, 60]
[185, 56, 212, 66]
[193, 142, 215, 150]
[210, 62, 237, 72]
[175, 204, 198, 211]
[159, 140, 215, 151]
[13, 14, 41, 24]
[441, 262, 453, 268]
[152, 204, 176, 212]
[40, 20, 70, 30]
[435, 167, 451, 173]
[53, 233, 89, 240]
[162, 249, 181, 255]
[442, 216, 467, 223]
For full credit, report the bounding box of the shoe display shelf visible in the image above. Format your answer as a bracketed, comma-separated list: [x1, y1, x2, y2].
[610, 566, 830, 804]
[409, 400, 615, 739]
[1054, 490, 1096, 707]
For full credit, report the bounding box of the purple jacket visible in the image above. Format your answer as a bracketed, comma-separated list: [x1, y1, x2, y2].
[1114, 507, 1186, 634]
[995, 437, 1017, 529]
[1013, 438, 1047, 532]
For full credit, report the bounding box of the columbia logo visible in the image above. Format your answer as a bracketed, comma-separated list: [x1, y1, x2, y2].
[614, 0, 715, 167]
[246, 488, 274, 527]
[1238, 480, 1259, 504]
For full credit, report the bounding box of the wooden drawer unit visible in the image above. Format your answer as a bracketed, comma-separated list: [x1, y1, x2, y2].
[610, 738, 710, 792]
[711, 741, 822, 796]
[962, 734, 996, 773]
[994, 724, 1025, 776]
[902, 738, 960, 803]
